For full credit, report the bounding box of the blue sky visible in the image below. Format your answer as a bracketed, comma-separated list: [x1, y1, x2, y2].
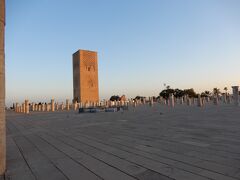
[5, 0, 240, 105]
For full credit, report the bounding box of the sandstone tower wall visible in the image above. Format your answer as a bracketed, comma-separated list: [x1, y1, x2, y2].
[73, 50, 99, 103]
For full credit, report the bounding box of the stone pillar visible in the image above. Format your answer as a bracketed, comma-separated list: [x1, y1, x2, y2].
[213, 95, 219, 105]
[133, 100, 137, 107]
[143, 98, 146, 104]
[169, 94, 174, 107]
[38, 104, 42, 111]
[180, 97, 184, 105]
[79, 102, 82, 108]
[206, 97, 210, 102]
[232, 86, 239, 106]
[0, 0, 5, 174]
[202, 97, 205, 106]
[192, 98, 195, 105]
[56, 103, 59, 111]
[46, 104, 50, 111]
[25, 100, 29, 114]
[227, 94, 231, 104]
[73, 101, 77, 111]
[66, 99, 70, 110]
[187, 97, 191, 106]
[197, 95, 202, 107]
[22, 103, 25, 113]
[223, 93, 227, 104]
[32, 103, 35, 111]
[149, 97, 153, 107]
[15, 103, 19, 112]
[51, 99, 55, 112]
[42, 103, 46, 111]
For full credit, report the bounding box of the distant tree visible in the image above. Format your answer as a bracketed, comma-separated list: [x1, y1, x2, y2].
[135, 96, 143, 100]
[224, 87, 228, 94]
[213, 88, 221, 97]
[152, 96, 158, 101]
[183, 88, 197, 98]
[110, 95, 120, 101]
[134, 96, 146, 102]
[174, 88, 185, 98]
[160, 87, 198, 99]
[201, 91, 211, 97]
[159, 88, 175, 99]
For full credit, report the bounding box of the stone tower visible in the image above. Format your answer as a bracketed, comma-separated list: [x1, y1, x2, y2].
[73, 50, 99, 103]
[0, 0, 5, 175]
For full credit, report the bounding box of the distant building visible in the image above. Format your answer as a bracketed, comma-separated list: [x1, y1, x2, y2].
[72, 49, 99, 103]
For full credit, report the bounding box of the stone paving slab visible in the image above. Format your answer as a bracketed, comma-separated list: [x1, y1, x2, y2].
[4, 104, 240, 180]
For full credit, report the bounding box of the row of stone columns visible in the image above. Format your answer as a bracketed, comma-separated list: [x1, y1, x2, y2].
[14, 99, 68, 114]
[127, 86, 238, 109]
[232, 86, 239, 106]
[12, 86, 240, 115]
[13, 99, 132, 114]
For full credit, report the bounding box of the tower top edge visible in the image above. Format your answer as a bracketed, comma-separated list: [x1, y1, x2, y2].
[73, 49, 97, 55]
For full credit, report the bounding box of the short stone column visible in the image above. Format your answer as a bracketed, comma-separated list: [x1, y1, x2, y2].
[39, 104, 43, 111]
[169, 94, 174, 107]
[61, 103, 64, 110]
[197, 95, 203, 107]
[32, 103, 35, 111]
[25, 100, 29, 114]
[51, 99, 55, 112]
[213, 96, 219, 105]
[42, 104, 45, 111]
[15, 103, 19, 112]
[75, 102, 78, 110]
[223, 93, 227, 104]
[187, 97, 191, 106]
[180, 97, 184, 105]
[133, 100, 137, 107]
[192, 98, 195, 105]
[79, 102, 82, 108]
[149, 97, 153, 107]
[46, 104, 50, 111]
[232, 86, 239, 106]
[38, 104, 40, 111]
[206, 97, 210, 102]
[163, 99, 166, 105]
[202, 98, 205, 106]
[227, 94, 231, 104]
[22, 103, 25, 113]
[66, 99, 70, 110]
[143, 98, 146, 104]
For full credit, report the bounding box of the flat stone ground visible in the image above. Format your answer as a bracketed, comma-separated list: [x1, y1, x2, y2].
[3, 104, 240, 180]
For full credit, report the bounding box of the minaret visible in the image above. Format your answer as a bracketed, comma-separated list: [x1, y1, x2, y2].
[73, 49, 99, 103]
[0, 0, 6, 175]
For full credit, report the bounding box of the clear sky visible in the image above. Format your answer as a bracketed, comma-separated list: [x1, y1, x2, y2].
[5, 0, 240, 105]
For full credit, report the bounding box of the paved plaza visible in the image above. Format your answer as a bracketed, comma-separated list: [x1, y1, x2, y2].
[3, 104, 240, 180]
